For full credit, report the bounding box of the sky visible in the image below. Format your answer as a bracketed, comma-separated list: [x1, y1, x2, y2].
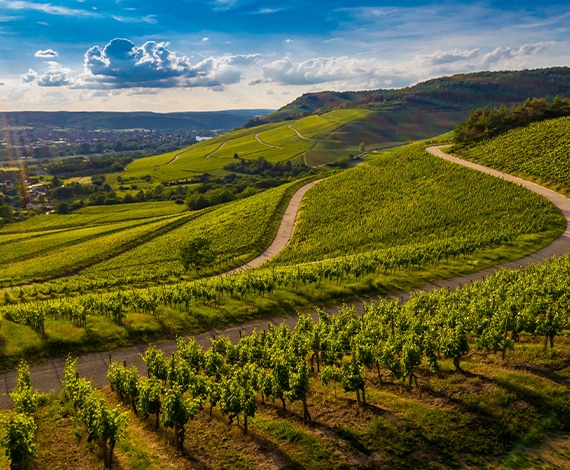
[0, 0, 569, 112]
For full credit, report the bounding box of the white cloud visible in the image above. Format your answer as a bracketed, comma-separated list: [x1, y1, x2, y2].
[0, 0, 100, 17]
[37, 69, 70, 87]
[111, 14, 157, 24]
[35, 49, 58, 58]
[263, 56, 373, 86]
[482, 43, 549, 67]
[21, 68, 38, 83]
[77, 38, 260, 90]
[419, 48, 480, 66]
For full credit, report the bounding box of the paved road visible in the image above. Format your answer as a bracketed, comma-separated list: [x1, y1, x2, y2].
[1, 146, 569, 408]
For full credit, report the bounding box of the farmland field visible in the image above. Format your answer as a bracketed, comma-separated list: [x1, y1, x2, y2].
[117, 109, 375, 187]
[3, 70, 570, 470]
[271, 144, 564, 266]
[455, 116, 570, 195]
[78, 179, 306, 282]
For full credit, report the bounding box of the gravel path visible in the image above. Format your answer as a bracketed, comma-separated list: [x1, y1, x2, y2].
[254, 133, 284, 149]
[1, 146, 569, 407]
[287, 125, 312, 140]
[204, 141, 226, 158]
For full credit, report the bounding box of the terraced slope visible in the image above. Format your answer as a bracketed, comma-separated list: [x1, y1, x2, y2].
[117, 108, 403, 187]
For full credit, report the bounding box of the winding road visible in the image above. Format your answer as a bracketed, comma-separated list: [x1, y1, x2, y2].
[1, 146, 569, 407]
[288, 125, 312, 140]
[254, 133, 284, 149]
[224, 180, 321, 274]
[204, 141, 226, 158]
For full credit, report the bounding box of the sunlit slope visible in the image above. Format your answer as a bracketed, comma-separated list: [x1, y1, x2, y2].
[455, 116, 570, 195]
[271, 144, 564, 266]
[0, 201, 189, 285]
[78, 180, 301, 283]
[0, 181, 305, 286]
[120, 108, 414, 184]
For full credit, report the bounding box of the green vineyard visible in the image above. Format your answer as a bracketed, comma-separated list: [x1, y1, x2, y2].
[2, 98, 570, 469]
[455, 115, 570, 195]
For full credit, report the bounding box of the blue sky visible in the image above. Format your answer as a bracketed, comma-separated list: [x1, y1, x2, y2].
[0, 0, 569, 111]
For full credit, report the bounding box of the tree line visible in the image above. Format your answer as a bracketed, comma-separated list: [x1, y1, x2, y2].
[453, 97, 570, 147]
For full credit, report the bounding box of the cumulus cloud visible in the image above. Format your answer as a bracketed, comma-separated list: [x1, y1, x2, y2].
[35, 49, 58, 58]
[79, 38, 259, 90]
[37, 69, 70, 87]
[482, 43, 548, 66]
[419, 48, 480, 66]
[262, 56, 371, 86]
[21, 68, 38, 83]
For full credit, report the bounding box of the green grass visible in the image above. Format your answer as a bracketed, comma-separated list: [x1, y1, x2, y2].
[0, 213, 191, 285]
[77, 178, 309, 284]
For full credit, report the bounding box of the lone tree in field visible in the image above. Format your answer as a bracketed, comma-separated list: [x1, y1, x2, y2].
[180, 237, 216, 272]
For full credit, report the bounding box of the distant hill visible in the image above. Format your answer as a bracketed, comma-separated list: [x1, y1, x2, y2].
[244, 67, 570, 129]
[0, 109, 273, 131]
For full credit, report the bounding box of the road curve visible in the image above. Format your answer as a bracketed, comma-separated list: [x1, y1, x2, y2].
[426, 145, 570, 255]
[0, 179, 322, 406]
[254, 133, 284, 149]
[288, 125, 311, 140]
[2, 147, 570, 407]
[224, 179, 321, 274]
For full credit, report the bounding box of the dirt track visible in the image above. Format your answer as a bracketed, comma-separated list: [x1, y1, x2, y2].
[1, 147, 569, 407]
[224, 179, 321, 274]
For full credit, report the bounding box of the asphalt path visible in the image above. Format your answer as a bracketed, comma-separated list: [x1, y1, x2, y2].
[1, 146, 569, 408]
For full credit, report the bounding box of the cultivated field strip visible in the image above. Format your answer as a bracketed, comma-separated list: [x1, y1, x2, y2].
[272, 145, 562, 265]
[78, 180, 303, 282]
[455, 115, 570, 194]
[0, 214, 191, 284]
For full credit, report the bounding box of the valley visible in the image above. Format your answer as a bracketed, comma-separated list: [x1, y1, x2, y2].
[1, 68, 570, 469]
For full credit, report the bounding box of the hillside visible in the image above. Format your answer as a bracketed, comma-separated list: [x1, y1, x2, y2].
[116, 67, 570, 190]
[0, 109, 272, 132]
[249, 67, 570, 126]
[239, 67, 570, 151]
[454, 115, 570, 196]
[2, 72, 570, 469]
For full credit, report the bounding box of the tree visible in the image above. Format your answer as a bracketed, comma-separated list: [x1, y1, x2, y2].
[51, 175, 62, 188]
[55, 202, 70, 214]
[180, 238, 216, 272]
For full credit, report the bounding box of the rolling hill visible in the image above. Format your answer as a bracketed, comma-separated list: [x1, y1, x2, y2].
[118, 67, 570, 188]
[248, 67, 570, 125]
[0, 109, 272, 131]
